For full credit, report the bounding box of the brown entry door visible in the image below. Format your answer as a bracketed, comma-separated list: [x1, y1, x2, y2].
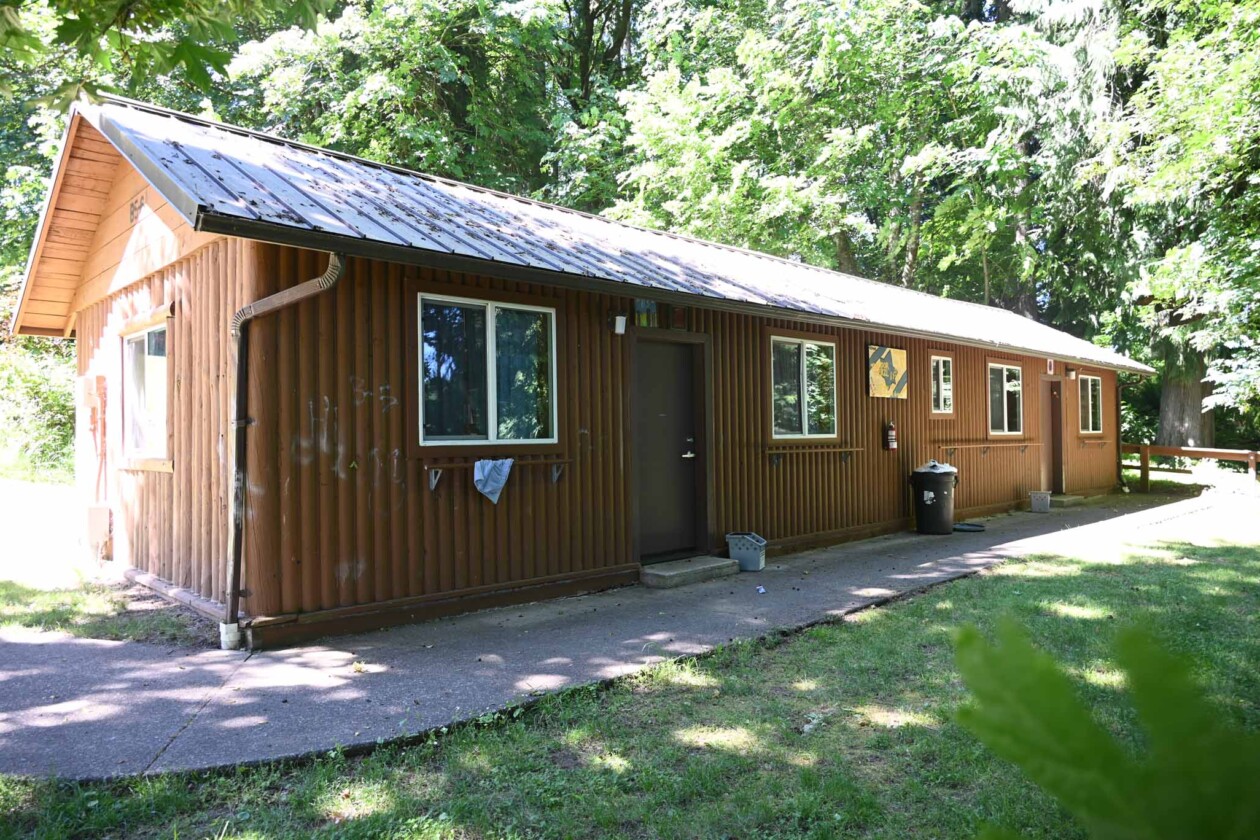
[1041, 379, 1064, 493]
[635, 340, 699, 561]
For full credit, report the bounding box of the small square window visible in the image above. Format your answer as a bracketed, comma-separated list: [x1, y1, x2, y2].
[419, 295, 557, 445]
[1080, 375, 1103, 433]
[930, 356, 953, 414]
[123, 324, 168, 457]
[771, 336, 836, 438]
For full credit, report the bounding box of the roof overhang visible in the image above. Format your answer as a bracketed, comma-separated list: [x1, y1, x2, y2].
[199, 210, 1156, 376]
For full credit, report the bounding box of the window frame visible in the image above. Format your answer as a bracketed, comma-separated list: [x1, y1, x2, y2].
[769, 334, 838, 440]
[930, 353, 954, 416]
[1079, 374, 1104, 434]
[121, 321, 171, 461]
[987, 361, 1024, 436]
[417, 292, 559, 448]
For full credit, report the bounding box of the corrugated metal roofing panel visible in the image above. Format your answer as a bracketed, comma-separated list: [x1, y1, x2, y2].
[75, 98, 1150, 373]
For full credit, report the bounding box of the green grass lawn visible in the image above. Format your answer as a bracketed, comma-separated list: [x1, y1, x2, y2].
[2, 534, 1257, 839]
[0, 580, 214, 647]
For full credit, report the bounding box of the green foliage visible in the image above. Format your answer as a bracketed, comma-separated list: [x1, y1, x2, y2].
[0, 0, 333, 100]
[225, 0, 559, 195]
[1096, 0, 1260, 412]
[606, 0, 1135, 337]
[956, 620, 1260, 840]
[0, 268, 74, 482]
[2, 0, 1259, 455]
[0, 346, 74, 479]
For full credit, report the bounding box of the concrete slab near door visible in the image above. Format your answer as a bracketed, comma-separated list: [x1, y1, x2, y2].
[641, 556, 738, 589]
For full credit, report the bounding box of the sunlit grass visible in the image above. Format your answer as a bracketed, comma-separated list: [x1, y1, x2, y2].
[0, 580, 211, 646]
[848, 704, 939, 729]
[1042, 601, 1111, 620]
[2, 536, 1257, 839]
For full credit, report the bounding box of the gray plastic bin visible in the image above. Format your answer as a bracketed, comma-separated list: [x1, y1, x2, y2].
[726, 532, 767, 572]
[1030, 490, 1052, 513]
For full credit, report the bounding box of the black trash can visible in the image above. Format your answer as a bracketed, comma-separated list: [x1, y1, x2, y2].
[911, 460, 958, 535]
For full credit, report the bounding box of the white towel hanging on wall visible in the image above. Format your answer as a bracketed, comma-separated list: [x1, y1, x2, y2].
[473, 458, 514, 504]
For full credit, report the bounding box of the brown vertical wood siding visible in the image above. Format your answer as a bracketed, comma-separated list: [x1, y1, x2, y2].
[1064, 368, 1119, 494]
[240, 247, 636, 618]
[77, 242, 1119, 626]
[76, 237, 254, 603]
[696, 309, 1082, 546]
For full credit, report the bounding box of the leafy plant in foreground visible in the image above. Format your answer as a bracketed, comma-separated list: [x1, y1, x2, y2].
[955, 620, 1260, 840]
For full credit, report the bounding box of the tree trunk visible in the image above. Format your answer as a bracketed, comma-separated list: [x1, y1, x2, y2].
[833, 231, 861, 276]
[1155, 338, 1212, 447]
[901, 180, 923, 288]
[981, 251, 991, 305]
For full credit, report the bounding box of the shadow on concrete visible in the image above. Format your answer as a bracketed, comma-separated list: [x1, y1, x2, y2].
[0, 492, 1220, 779]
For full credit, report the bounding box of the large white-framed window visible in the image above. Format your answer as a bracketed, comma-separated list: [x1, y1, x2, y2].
[418, 294, 558, 445]
[930, 354, 954, 414]
[987, 362, 1023, 435]
[1079, 374, 1103, 433]
[123, 323, 169, 457]
[771, 336, 837, 438]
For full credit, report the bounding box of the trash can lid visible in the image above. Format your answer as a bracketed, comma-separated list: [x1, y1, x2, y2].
[913, 459, 957, 474]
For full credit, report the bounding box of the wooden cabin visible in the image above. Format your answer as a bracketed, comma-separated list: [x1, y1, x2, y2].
[10, 98, 1151, 648]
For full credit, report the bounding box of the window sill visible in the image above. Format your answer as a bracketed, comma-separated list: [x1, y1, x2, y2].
[412, 442, 565, 460]
[121, 458, 173, 473]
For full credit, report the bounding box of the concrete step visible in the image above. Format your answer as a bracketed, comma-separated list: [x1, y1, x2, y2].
[641, 555, 739, 589]
[1050, 494, 1086, 508]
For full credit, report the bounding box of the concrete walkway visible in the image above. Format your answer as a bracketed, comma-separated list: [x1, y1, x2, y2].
[0, 492, 1237, 779]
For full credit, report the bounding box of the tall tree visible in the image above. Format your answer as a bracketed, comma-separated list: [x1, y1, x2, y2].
[1096, 0, 1260, 435]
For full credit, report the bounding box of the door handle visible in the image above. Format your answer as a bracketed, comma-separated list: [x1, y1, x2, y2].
[681, 451, 696, 459]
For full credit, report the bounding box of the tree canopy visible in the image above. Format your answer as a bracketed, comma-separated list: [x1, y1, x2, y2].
[1, 0, 1258, 445]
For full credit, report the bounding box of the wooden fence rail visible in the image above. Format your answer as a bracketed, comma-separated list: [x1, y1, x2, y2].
[1121, 443, 1258, 492]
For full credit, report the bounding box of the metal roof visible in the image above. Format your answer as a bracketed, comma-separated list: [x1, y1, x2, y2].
[36, 97, 1150, 373]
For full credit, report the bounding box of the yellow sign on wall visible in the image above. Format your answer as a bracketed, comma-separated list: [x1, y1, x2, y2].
[868, 345, 909, 399]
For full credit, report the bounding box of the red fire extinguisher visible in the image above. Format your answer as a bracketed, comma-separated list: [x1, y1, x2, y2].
[884, 421, 898, 450]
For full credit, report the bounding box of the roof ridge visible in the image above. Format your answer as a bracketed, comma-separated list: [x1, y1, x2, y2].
[93, 95, 1040, 328]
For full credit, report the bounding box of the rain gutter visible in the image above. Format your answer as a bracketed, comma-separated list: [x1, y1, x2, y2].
[221, 252, 346, 650]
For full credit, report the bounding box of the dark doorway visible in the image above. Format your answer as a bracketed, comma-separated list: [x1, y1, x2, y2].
[634, 339, 703, 562]
[1040, 378, 1064, 493]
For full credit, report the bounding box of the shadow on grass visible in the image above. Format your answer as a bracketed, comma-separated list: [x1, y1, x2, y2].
[7, 534, 1257, 839]
[0, 580, 213, 647]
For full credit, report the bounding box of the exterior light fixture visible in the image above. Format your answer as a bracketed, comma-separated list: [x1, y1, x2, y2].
[611, 314, 628, 334]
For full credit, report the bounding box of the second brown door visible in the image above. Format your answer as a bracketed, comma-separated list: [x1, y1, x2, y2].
[635, 340, 699, 561]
